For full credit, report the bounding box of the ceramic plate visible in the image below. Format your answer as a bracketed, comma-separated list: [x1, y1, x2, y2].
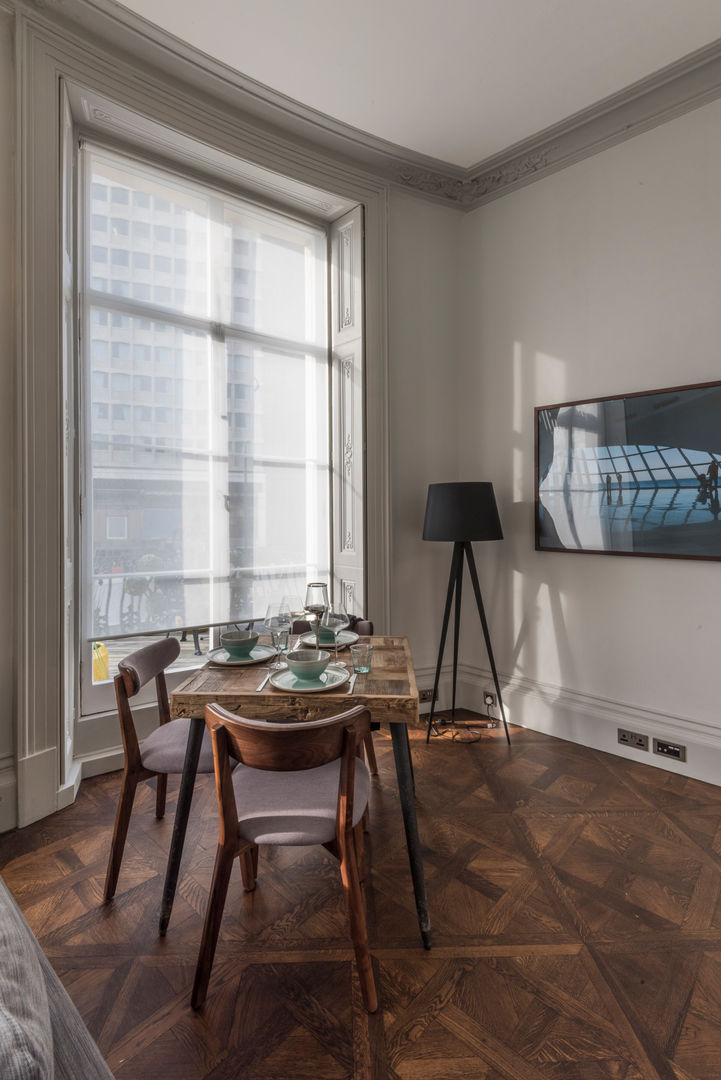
[269, 666, 351, 694]
[207, 643, 277, 667]
[299, 630, 359, 650]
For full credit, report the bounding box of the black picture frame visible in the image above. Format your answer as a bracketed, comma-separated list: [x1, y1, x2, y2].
[534, 379, 721, 561]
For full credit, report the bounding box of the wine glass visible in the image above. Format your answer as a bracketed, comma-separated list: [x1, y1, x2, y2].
[265, 602, 292, 670]
[282, 593, 306, 650]
[321, 602, 349, 664]
[304, 582, 329, 649]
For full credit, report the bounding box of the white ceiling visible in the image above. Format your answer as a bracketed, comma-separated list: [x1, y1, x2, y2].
[118, 0, 721, 168]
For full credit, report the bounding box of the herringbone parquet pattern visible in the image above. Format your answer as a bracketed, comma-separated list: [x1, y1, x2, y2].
[3, 716, 721, 1079]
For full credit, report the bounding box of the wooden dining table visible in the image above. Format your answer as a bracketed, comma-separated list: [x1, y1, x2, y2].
[161, 635, 431, 948]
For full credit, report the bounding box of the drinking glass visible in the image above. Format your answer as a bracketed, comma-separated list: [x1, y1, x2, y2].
[304, 582, 329, 649]
[321, 602, 350, 663]
[265, 603, 292, 669]
[350, 643, 373, 674]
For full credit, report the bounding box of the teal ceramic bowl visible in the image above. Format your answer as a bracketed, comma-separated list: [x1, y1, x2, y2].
[220, 630, 259, 658]
[317, 628, 336, 645]
[286, 649, 330, 681]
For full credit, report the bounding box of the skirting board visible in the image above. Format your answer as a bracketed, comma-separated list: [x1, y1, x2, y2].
[0, 757, 17, 834]
[457, 664, 721, 787]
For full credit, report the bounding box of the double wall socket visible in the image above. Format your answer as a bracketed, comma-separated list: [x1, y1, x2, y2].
[618, 728, 649, 751]
[419, 688, 434, 703]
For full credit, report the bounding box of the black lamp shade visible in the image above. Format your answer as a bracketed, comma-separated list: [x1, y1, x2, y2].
[423, 482, 503, 542]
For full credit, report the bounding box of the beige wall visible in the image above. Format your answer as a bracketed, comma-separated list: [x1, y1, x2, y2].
[458, 96, 721, 775]
[0, 10, 16, 829]
[388, 191, 463, 676]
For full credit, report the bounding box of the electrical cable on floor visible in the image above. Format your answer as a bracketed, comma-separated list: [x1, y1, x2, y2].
[429, 705, 499, 743]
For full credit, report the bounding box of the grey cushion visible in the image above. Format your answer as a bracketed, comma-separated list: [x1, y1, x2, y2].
[140, 718, 215, 774]
[0, 877, 54, 1080]
[231, 758, 370, 845]
[35, 946, 113, 1080]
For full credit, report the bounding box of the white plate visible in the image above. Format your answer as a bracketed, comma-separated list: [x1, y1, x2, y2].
[208, 644, 277, 667]
[269, 666, 351, 694]
[299, 630, 359, 650]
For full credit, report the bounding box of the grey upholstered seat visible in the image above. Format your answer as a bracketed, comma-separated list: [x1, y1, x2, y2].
[231, 757, 370, 846]
[140, 716, 215, 774]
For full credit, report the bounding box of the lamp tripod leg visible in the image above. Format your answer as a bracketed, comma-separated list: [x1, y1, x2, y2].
[451, 550, 463, 717]
[464, 542, 511, 745]
[426, 542, 462, 742]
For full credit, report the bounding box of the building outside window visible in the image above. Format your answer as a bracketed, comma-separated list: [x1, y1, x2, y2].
[81, 147, 332, 684]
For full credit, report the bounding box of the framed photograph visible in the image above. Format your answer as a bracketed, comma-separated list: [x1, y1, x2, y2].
[535, 380, 721, 560]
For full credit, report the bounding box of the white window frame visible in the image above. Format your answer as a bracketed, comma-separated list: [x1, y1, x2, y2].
[14, 11, 390, 827]
[76, 138, 340, 722]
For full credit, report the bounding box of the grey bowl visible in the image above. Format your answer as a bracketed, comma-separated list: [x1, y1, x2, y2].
[286, 649, 330, 681]
[220, 629, 259, 658]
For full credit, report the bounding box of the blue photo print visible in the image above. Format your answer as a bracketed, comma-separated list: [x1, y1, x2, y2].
[535, 380, 721, 560]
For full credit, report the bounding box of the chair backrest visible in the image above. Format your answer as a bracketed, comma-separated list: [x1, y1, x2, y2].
[291, 617, 374, 636]
[117, 636, 181, 697]
[115, 636, 181, 768]
[204, 702, 370, 772]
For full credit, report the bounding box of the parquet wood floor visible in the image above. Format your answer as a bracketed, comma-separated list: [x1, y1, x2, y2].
[3, 714, 721, 1079]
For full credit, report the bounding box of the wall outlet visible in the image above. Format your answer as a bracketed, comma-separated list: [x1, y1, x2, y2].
[617, 728, 649, 751]
[653, 738, 686, 762]
[419, 688, 434, 703]
[484, 692, 496, 707]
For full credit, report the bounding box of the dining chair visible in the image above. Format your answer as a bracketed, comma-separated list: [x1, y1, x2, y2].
[291, 617, 378, 774]
[192, 702, 378, 1013]
[103, 636, 216, 903]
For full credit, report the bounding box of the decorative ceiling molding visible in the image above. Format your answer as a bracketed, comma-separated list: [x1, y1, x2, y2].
[18, 0, 721, 211]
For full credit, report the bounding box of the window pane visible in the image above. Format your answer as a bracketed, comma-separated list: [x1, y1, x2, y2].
[87, 156, 210, 319]
[83, 148, 330, 646]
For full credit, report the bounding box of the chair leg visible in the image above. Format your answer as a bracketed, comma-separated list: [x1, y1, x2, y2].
[363, 731, 378, 776]
[155, 773, 167, 819]
[239, 844, 257, 892]
[104, 771, 139, 903]
[353, 823, 366, 884]
[339, 837, 377, 1013]
[192, 843, 236, 1010]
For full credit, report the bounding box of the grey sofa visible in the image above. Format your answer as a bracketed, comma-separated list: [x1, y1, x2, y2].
[0, 875, 113, 1079]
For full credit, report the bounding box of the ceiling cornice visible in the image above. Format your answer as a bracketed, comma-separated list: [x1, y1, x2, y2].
[19, 0, 721, 210]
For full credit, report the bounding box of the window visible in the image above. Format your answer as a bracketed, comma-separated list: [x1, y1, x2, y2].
[81, 146, 331, 665]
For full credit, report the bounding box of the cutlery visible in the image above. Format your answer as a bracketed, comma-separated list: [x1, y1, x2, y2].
[346, 673, 357, 695]
[256, 671, 271, 692]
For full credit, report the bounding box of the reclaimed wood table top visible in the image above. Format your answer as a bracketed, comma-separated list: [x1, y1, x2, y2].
[170, 635, 420, 726]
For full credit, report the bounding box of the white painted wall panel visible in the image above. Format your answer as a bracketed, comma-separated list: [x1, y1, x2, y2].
[0, 9, 16, 831]
[458, 96, 721, 748]
[388, 191, 463, 675]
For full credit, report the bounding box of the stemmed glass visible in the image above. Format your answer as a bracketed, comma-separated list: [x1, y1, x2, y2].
[265, 602, 292, 670]
[304, 582, 329, 649]
[321, 602, 350, 664]
[282, 594, 306, 652]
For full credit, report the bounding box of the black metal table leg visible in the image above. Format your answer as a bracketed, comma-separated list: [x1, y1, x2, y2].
[391, 724, 431, 949]
[158, 716, 205, 936]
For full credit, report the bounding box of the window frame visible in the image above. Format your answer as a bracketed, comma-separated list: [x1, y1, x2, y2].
[15, 16, 390, 827]
[76, 139, 346, 721]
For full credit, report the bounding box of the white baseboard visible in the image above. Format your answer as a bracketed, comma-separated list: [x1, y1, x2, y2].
[17, 748, 58, 827]
[456, 665, 721, 787]
[0, 756, 17, 834]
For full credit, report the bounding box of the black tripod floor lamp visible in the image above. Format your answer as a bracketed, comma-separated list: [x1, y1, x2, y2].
[423, 482, 511, 745]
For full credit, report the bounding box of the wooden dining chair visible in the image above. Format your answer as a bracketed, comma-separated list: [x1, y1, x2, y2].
[291, 617, 378, 774]
[103, 636, 216, 903]
[192, 702, 378, 1013]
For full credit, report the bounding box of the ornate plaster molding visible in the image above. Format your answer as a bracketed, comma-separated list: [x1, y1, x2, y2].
[16, 0, 721, 210]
